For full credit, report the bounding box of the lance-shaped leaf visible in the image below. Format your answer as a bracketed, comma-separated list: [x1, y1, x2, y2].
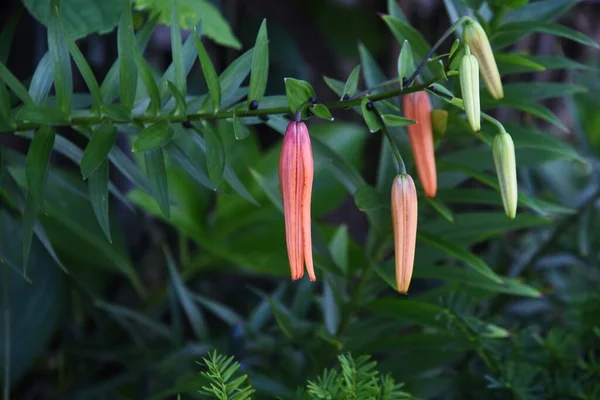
[171, 1, 186, 95]
[361, 97, 381, 133]
[0, 79, 13, 128]
[248, 19, 269, 106]
[342, 65, 361, 99]
[381, 113, 415, 127]
[28, 52, 53, 105]
[144, 148, 170, 218]
[194, 27, 221, 111]
[15, 105, 69, 125]
[0, 61, 33, 106]
[132, 48, 161, 115]
[118, 1, 137, 109]
[48, 0, 72, 113]
[25, 126, 55, 204]
[133, 121, 174, 153]
[202, 123, 225, 187]
[397, 40, 414, 88]
[89, 159, 111, 242]
[81, 121, 117, 179]
[166, 80, 187, 115]
[285, 78, 315, 113]
[66, 38, 102, 114]
[232, 113, 250, 140]
[311, 104, 334, 121]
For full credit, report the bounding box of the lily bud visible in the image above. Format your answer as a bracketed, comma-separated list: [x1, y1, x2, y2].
[403, 91, 437, 198]
[391, 174, 418, 293]
[464, 19, 503, 100]
[459, 46, 481, 132]
[492, 131, 518, 219]
[279, 121, 316, 281]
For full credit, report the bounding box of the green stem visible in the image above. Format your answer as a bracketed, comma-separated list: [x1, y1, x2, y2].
[2, 265, 9, 400]
[376, 110, 406, 175]
[2, 81, 439, 134]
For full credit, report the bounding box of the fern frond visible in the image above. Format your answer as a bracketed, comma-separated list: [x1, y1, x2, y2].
[198, 350, 255, 400]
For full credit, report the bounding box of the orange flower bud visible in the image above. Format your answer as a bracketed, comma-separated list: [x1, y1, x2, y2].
[279, 121, 316, 281]
[403, 91, 437, 198]
[391, 174, 418, 293]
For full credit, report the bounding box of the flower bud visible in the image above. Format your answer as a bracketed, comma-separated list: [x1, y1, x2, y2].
[459, 46, 481, 132]
[464, 19, 503, 100]
[391, 174, 418, 293]
[403, 91, 437, 198]
[279, 121, 316, 281]
[492, 131, 518, 219]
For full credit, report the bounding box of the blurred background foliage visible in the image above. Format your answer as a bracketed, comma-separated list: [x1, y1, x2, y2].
[0, 0, 600, 398]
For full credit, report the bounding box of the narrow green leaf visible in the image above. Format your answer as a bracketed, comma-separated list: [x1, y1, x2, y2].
[118, 2, 137, 109]
[0, 79, 12, 128]
[483, 82, 586, 103]
[388, 0, 408, 21]
[159, 34, 196, 104]
[88, 159, 111, 242]
[202, 124, 225, 187]
[81, 121, 117, 179]
[504, 0, 578, 23]
[164, 247, 207, 339]
[329, 225, 349, 274]
[361, 97, 381, 133]
[144, 148, 170, 218]
[47, 1, 72, 113]
[168, 143, 215, 191]
[109, 146, 151, 193]
[66, 39, 102, 114]
[495, 53, 546, 75]
[323, 76, 345, 97]
[192, 294, 243, 327]
[249, 168, 282, 211]
[248, 19, 269, 106]
[312, 137, 365, 193]
[418, 232, 503, 283]
[132, 48, 161, 115]
[133, 121, 174, 153]
[311, 104, 334, 121]
[0, 61, 33, 106]
[284, 78, 316, 113]
[358, 43, 388, 94]
[495, 22, 600, 49]
[101, 104, 131, 122]
[381, 113, 415, 127]
[0, 6, 23, 63]
[482, 98, 567, 132]
[171, 2, 186, 95]
[194, 29, 221, 112]
[342, 65, 361, 99]
[166, 80, 187, 115]
[25, 126, 55, 204]
[28, 52, 53, 105]
[15, 105, 69, 125]
[322, 278, 340, 335]
[95, 300, 171, 340]
[21, 192, 37, 273]
[232, 113, 250, 140]
[425, 196, 454, 223]
[398, 40, 415, 88]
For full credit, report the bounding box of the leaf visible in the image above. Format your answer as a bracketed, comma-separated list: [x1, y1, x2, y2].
[0, 79, 12, 128]
[342, 65, 361, 98]
[168, 143, 214, 191]
[248, 19, 269, 106]
[323, 278, 340, 335]
[28, 52, 54, 106]
[81, 121, 117, 179]
[495, 52, 546, 75]
[144, 148, 170, 218]
[381, 113, 415, 127]
[0, 6, 23, 63]
[25, 126, 55, 204]
[21, 193, 37, 273]
[504, 0, 581, 24]
[95, 300, 172, 340]
[171, 2, 186, 95]
[418, 232, 503, 284]
[159, 34, 196, 104]
[102, 104, 131, 122]
[88, 159, 111, 242]
[166, 81, 187, 115]
[311, 104, 334, 121]
[15, 105, 69, 125]
[361, 97, 381, 133]
[358, 43, 388, 94]
[483, 82, 586, 103]
[47, 0, 72, 113]
[284, 78, 315, 113]
[397, 40, 415, 88]
[425, 196, 454, 223]
[164, 247, 207, 339]
[192, 294, 243, 327]
[193, 32, 221, 112]
[329, 225, 349, 274]
[0, 61, 33, 106]
[65, 37, 102, 113]
[118, 2, 137, 109]
[323, 76, 345, 97]
[133, 121, 174, 153]
[132, 48, 161, 115]
[202, 124, 226, 187]
[232, 113, 250, 140]
[216, 48, 253, 106]
[312, 137, 365, 194]
[482, 98, 567, 132]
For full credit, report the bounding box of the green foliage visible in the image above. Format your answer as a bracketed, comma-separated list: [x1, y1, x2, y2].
[197, 351, 255, 400]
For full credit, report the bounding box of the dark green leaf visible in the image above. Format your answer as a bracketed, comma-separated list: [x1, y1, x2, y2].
[425, 196, 454, 223]
[47, 0, 72, 113]
[171, 2, 186, 95]
[232, 113, 250, 140]
[381, 113, 415, 127]
[216, 48, 253, 107]
[144, 148, 170, 218]
[418, 232, 503, 283]
[159, 34, 196, 104]
[192, 294, 243, 327]
[495, 52, 546, 75]
[497, 22, 598, 49]
[358, 43, 388, 94]
[132, 48, 161, 115]
[25, 126, 55, 204]
[101, 104, 131, 122]
[342, 65, 361, 98]
[503, 0, 578, 23]
[194, 29, 221, 112]
[28, 52, 53, 105]
[0, 61, 33, 106]
[133, 121, 174, 153]
[312, 137, 365, 193]
[202, 124, 225, 187]
[0, 79, 12, 128]
[249, 168, 282, 212]
[88, 159, 111, 242]
[166, 81, 187, 115]
[21, 192, 37, 273]
[311, 104, 334, 121]
[398, 40, 415, 87]
[118, 2, 137, 109]
[482, 98, 567, 132]
[0, 6, 23, 63]
[284, 78, 315, 113]
[361, 97, 381, 133]
[483, 82, 586, 103]
[323, 76, 345, 97]
[168, 143, 214, 191]
[329, 225, 349, 274]
[248, 19, 269, 106]
[15, 105, 69, 125]
[66, 39, 102, 113]
[81, 121, 117, 179]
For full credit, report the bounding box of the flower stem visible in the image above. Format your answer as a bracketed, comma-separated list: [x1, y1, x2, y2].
[375, 110, 407, 175]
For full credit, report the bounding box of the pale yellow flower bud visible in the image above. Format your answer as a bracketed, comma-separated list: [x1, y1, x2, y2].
[464, 19, 504, 100]
[459, 46, 481, 132]
[492, 131, 518, 219]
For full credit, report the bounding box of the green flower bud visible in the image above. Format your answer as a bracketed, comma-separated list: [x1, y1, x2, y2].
[464, 19, 503, 100]
[459, 46, 481, 132]
[492, 131, 517, 219]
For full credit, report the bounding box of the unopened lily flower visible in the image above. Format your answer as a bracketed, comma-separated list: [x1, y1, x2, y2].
[279, 120, 316, 281]
[464, 18, 504, 100]
[403, 91, 437, 198]
[391, 174, 418, 293]
[492, 131, 518, 219]
[460, 45, 481, 132]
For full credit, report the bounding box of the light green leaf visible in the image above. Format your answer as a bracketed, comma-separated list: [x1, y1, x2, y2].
[361, 97, 381, 133]
[495, 21, 599, 49]
[202, 123, 226, 187]
[284, 78, 315, 113]
[311, 104, 334, 121]
[133, 120, 174, 153]
[101, 104, 131, 122]
[132, 48, 161, 115]
[425, 196, 454, 223]
[81, 121, 117, 179]
[329, 225, 349, 274]
[15, 105, 69, 125]
[342, 65, 361, 98]
[159, 34, 196, 104]
[0, 61, 33, 106]
[323, 76, 345, 97]
[28, 52, 53, 105]
[144, 148, 170, 218]
[171, 2, 186, 95]
[381, 113, 415, 127]
[248, 19, 269, 106]
[398, 40, 415, 87]
[88, 159, 111, 242]
[358, 43, 388, 94]
[65, 38, 102, 113]
[48, 0, 72, 113]
[495, 52, 546, 75]
[194, 28, 221, 111]
[232, 113, 250, 140]
[166, 80, 187, 115]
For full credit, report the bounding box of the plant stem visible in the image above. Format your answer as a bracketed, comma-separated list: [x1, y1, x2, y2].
[2, 81, 439, 134]
[404, 16, 469, 88]
[376, 111, 406, 175]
